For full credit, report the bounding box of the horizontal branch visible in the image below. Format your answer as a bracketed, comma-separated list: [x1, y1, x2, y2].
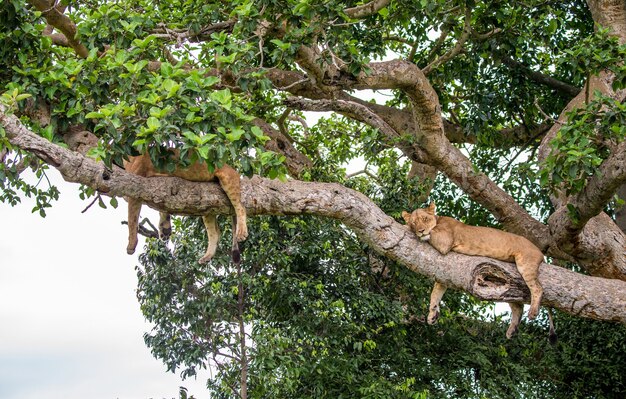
[2, 105, 625, 325]
[151, 20, 235, 42]
[345, 0, 390, 19]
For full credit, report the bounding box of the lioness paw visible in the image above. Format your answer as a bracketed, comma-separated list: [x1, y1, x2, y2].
[236, 223, 248, 242]
[527, 306, 539, 320]
[506, 324, 518, 339]
[427, 309, 439, 325]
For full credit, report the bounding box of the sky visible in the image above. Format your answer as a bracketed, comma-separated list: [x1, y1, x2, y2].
[0, 169, 210, 399]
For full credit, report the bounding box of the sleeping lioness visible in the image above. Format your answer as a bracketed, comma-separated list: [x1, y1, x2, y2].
[124, 152, 248, 263]
[402, 202, 544, 338]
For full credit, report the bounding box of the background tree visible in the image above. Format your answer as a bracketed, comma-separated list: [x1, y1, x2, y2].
[1, 0, 626, 398]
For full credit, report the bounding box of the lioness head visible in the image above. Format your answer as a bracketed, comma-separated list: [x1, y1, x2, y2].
[402, 202, 437, 240]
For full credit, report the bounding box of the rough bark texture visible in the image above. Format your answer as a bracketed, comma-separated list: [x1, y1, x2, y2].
[2, 108, 626, 325]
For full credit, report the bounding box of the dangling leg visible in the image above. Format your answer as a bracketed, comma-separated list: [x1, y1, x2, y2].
[427, 282, 448, 325]
[126, 197, 142, 255]
[158, 212, 172, 241]
[506, 302, 524, 339]
[515, 253, 544, 320]
[214, 165, 248, 242]
[199, 214, 220, 264]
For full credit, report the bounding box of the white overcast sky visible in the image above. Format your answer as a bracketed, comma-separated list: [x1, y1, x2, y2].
[0, 169, 210, 399]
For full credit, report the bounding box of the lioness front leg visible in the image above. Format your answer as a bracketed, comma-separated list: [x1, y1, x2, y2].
[515, 253, 544, 320]
[506, 303, 524, 339]
[126, 197, 142, 255]
[428, 229, 454, 255]
[427, 281, 448, 325]
[198, 214, 220, 264]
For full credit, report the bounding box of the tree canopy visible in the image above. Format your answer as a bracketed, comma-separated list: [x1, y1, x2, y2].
[1, 0, 626, 398]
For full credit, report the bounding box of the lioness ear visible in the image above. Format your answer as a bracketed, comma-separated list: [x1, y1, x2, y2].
[401, 211, 411, 223]
[427, 202, 436, 214]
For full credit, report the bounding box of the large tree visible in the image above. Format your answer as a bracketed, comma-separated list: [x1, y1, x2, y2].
[1, 0, 626, 397]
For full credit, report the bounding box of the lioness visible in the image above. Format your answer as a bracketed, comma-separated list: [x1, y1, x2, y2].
[124, 152, 248, 263]
[402, 202, 544, 339]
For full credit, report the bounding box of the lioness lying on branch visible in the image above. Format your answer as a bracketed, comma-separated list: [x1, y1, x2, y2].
[403, 202, 550, 339]
[124, 152, 248, 263]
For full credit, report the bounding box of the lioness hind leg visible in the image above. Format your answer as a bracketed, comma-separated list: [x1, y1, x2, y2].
[427, 282, 448, 324]
[214, 165, 248, 242]
[515, 253, 544, 320]
[199, 214, 220, 264]
[506, 303, 524, 339]
[126, 197, 142, 255]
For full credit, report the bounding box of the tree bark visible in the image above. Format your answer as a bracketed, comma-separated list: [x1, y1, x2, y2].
[3, 108, 625, 325]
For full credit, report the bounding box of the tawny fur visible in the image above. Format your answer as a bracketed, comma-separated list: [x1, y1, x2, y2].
[123, 152, 248, 263]
[402, 202, 544, 339]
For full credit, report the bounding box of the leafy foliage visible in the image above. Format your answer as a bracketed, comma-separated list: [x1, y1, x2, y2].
[541, 94, 626, 196]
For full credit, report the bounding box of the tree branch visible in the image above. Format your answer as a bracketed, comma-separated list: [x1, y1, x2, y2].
[346, 60, 554, 251]
[3, 108, 625, 325]
[423, 7, 472, 75]
[500, 55, 581, 98]
[344, 0, 391, 19]
[151, 20, 236, 43]
[27, 0, 89, 58]
[537, 65, 626, 280]
[250, 118, 312, 178]
[547, 140, 626, 280]
[283, 96, 431, 165]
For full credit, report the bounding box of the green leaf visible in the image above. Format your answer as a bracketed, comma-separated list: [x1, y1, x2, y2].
[15, 93, 31, 101]
[85, 111, 104, 119]
[146, 116, 161, 131]
[210, 89, 232, 109]
[225, 128, 244, 142]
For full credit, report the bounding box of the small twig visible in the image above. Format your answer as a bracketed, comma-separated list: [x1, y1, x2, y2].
[277, 109, 292, 141]
[426, 28, 450, 63]
[120, 217, 160, 238]
[287, 114, 310, 137]
[471, 27, 503, 40]
[81, 193, 101, 213]
[141, 217, 159, 235]
[275, 78, 310, 91]
[534, 97, 563, 125]
[423, 7, 472, 75]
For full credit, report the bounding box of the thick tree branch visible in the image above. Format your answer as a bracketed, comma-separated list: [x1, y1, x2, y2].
[536, 23, 626, 280]
[549, 141, 626, 245]
[586, 0, 626, 45]
[3, 109, 625, 325]
[27, 0, 89, 58]
[346, 60, 554, 251]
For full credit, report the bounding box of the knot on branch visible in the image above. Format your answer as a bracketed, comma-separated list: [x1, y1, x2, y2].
[470, 262, 529, 302]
